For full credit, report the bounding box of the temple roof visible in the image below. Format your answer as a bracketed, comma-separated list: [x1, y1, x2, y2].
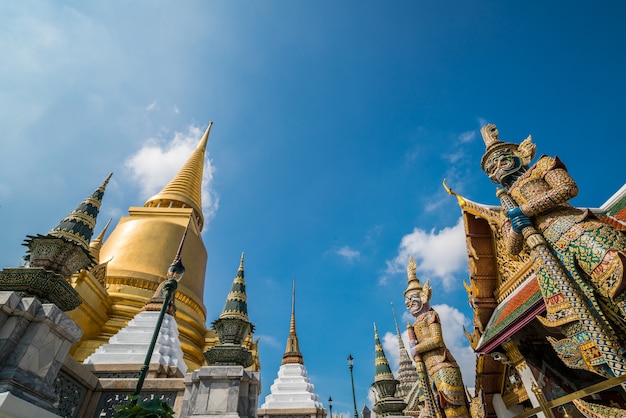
[598, 182, 626, 230]
[446, 180, 626, 413]
[476, 275, 545, 353]
[144, 122, 212, 231]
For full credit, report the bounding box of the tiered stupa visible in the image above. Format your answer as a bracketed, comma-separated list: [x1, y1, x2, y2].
[390, 303, 418, 400]
[204, 252, 255, 367]
[68, 123, 234, 371]
[258, 280, 326, 418]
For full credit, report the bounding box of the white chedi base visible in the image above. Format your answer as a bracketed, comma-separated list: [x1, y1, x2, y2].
[260, 363, 323, 409]
[83, 311, 187, 374]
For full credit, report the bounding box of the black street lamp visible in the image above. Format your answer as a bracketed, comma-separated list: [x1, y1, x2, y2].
[132, 232, 187, 398]
[347, 354, 358, 418]
[328, 396, 333, 418]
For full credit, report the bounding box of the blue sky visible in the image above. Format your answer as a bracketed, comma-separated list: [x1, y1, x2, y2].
[1, 1, 625, 415]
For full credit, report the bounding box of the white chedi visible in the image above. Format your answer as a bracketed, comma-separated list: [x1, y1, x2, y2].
[83, 311, 187, 375]
[261, 363, 323, 409]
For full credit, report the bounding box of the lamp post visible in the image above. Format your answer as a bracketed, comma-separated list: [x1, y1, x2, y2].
[347, 354, 358, 418]
[328, 396, 333, 418]
[132, 253, 186, 397]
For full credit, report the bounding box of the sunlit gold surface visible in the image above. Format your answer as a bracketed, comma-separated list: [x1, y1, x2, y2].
[99, 207, 207, 369]
[69, 124, 216, 371]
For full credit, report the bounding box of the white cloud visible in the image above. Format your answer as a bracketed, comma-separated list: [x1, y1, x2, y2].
[336, 246, 360, 262]
[386, 217, 467, 290]
[442, 150, 466, 164]
[146, 100, 158, 111]
[257, 334, 281, 349]
[125, 124, 219, 225]
[458, 130, 476, 143]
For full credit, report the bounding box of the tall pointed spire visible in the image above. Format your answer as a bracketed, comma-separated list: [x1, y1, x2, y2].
[144, 122, 212, 231]
[48, 172, 112, 252]
[282, 278, 303, 365]
[391, 302, 418, 399]
[373, 323, 395, 382]
[371, 323, 407, 417]
[205, 252, 254, 367]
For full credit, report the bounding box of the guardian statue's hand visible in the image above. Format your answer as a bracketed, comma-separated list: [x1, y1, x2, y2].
[506, 207, 532, 233]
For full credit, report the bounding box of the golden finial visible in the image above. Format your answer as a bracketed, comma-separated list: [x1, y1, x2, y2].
[89, 218, 112, 264]
[282, 277, 303, 365]
[442, 179, 466, 207]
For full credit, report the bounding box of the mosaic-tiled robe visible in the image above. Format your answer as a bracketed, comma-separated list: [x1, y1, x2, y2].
[410, 308, 469, 418]
[504, 156, 626, 325]
[502, 155, 626, 379]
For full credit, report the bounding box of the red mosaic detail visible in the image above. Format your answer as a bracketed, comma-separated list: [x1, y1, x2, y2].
[493, 278, 541, 328]
[546, 293, 566, 305]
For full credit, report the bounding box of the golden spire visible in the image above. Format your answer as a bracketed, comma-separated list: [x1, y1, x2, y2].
[144, 122, 212, 231]
[89, 218, 111, 264]
[282, 278, 303, 365]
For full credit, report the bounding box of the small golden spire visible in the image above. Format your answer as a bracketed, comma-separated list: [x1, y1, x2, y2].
[442, 178, 466, 207]
[89, 218, 112, 264]
[144, 122, 213, 231]
[282, 278, 304, 365]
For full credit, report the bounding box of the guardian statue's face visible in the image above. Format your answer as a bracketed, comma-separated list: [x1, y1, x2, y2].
[405, 290, 424, 317]
[483, 148, 523, 187]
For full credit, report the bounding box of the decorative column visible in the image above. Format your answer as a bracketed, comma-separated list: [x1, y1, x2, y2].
[501, 339, 550, 418]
